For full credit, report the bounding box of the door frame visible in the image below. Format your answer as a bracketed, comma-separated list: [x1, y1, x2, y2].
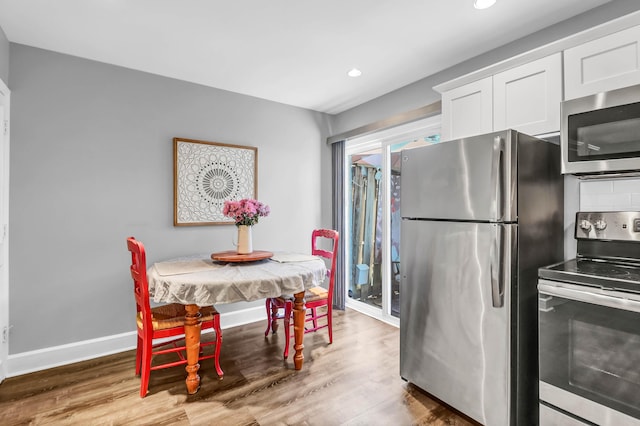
[0, 77, 10, 382]
[343, 116, 440, 327]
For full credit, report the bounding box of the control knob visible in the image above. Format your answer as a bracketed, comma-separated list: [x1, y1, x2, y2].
[579, 220, 592, 232]
[594, 219, 607, 231]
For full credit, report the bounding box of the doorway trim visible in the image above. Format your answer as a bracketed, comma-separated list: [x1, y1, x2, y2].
[0, 76, 10, 383]
[343, 116, 441, 327]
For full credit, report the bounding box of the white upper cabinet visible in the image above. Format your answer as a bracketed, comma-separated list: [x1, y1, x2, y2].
[564, 25, 640, 100]
[437, 13, 640, 141]
[440, 53, 561, 141]
[441, 76, 493, 141]
[493, 53, 562, 136]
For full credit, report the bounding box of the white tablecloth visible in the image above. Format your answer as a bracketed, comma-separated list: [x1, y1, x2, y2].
[147, 252, 327, 306]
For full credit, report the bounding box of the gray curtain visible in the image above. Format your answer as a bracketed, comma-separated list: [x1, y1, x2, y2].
[332, 141, 346, 310]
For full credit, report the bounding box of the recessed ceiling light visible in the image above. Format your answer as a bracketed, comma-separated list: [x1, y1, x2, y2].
[474, 0, 496, 9]
[347, 68, 362, 77]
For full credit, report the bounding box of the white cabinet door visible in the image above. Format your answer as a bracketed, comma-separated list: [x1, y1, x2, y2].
[493, 53, 562, 136]
[564, 25, 640, 100]
[441, 76, 492, 141]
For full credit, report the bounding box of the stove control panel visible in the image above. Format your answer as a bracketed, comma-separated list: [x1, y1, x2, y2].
[575, 211, 640, 242]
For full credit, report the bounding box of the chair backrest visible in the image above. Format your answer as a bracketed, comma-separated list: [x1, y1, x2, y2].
[311, 229, 339, 300]
[127, 237, 153, 333]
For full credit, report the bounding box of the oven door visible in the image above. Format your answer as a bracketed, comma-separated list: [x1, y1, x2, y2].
[538, 279, 640, 425]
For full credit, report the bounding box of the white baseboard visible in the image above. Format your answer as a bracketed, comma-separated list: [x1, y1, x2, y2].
[7, 331, 138, 378]
[6, 305, 266, 378]
[218, 304, 267, 330]
[0, 358, 6, 383]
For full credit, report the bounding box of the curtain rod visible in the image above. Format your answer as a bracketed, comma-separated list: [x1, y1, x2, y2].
[326, 101, 441, 145]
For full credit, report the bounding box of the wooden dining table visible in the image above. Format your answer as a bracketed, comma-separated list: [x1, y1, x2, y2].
[146, 251, 327, 394]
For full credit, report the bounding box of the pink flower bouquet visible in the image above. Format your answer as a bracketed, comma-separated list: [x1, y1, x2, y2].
[223, 199, 270, 226]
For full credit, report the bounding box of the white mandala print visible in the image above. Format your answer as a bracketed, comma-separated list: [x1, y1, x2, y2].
[175, 140, 256, 225]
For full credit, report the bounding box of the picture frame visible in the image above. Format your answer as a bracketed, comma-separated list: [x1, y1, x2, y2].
[173, 137, 258, 226]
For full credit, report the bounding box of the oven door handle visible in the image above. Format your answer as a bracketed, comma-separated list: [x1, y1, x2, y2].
[538, 280, 640, 314]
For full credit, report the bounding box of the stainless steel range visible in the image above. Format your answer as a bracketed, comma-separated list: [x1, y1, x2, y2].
[538, 211, 640, 425]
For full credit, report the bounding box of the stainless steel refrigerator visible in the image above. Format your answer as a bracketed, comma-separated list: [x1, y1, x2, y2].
[399, 129, 563, 425]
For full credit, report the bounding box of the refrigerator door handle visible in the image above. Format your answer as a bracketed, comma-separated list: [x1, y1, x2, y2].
[490, 136, 505, 221]
[490, 224, 505, 308]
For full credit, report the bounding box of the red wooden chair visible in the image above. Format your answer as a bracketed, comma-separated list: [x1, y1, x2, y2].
[264, 229, 339, 358]
[127, 237, 223, 397]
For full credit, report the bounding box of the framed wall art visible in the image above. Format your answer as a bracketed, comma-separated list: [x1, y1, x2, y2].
[173, 137, 257, 226]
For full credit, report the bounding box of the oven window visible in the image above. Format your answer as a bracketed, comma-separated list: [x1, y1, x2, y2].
[567, 102, 640, 162]
[539, 295, 640, 419]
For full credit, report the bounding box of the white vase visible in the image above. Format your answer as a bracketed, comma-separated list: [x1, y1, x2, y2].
[237, 225, 253, 254]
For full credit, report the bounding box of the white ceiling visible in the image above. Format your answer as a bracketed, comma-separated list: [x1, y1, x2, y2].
[0, 0, 613, 114]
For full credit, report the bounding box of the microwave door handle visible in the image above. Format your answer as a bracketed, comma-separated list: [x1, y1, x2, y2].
[490, 136, 505, 221]
[538, 281, 640, 314]
[490, 224, 505, 308]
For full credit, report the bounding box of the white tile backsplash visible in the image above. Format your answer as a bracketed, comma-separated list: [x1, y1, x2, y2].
[580, 177, 640, 211]
[580, 179, 614, 195]
[564, 175, 579, 260]
[613, 178, 640, 193]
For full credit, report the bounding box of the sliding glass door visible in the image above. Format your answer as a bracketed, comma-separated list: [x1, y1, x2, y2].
[344, 118, 440, 325]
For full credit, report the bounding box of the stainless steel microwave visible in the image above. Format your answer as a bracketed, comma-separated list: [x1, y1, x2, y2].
[561, 83, 640, 175]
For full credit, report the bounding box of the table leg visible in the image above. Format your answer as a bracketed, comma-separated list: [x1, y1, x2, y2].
[293, 291, 305, 370]
[184, 304, 202, 394]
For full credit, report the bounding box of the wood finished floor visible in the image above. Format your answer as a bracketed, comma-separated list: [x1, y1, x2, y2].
[0, 308, 479, 426]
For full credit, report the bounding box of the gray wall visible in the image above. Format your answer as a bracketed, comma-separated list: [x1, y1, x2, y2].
[6, 0, 639, 357]
[0, 25, 8, 84]
[8, 44, 332, 354]
[331, 0, 640, 135]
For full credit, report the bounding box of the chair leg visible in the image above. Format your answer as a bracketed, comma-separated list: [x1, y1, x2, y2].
[264, 298, 272, 336]
[283, 301, 292, 359]
[270, 301, 280, 334]
[312, 307, 318, 330]
[139, 337, 152, 398]
[328, 304, 333, 344]
[135, 334, 143, 376]
[214, 316, 224, 379]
